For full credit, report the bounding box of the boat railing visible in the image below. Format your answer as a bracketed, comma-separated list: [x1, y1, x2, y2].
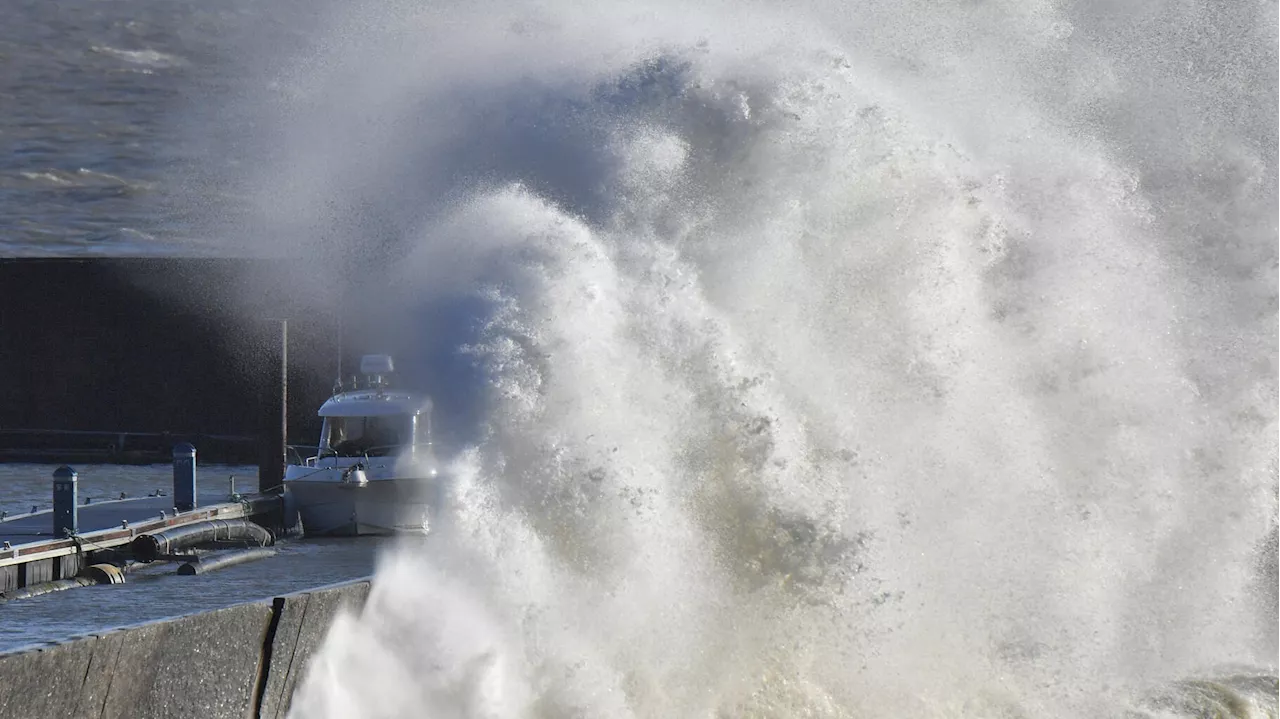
[287, 444, 318, 467]
[288, 442, 434, 467]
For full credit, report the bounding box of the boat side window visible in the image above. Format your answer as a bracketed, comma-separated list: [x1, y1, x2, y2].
[327, 414, 348, 447]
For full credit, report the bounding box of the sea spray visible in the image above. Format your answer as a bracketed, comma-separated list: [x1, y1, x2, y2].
[185, 1, 1277, 716]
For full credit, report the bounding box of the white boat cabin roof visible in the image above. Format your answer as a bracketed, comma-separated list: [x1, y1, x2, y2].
[318, 390, 432, 418]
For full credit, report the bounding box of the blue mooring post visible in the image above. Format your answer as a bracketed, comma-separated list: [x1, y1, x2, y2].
[173, 443, 197, 512]
[53, 466, 78, 537]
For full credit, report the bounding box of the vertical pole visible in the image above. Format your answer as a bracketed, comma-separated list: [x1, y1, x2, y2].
[259, 318, 288, 494]
[173, 443, 197, 511]
[282, 318, 288, 475]
[281, 318, 288, 487]
[53, 466, 78, 537]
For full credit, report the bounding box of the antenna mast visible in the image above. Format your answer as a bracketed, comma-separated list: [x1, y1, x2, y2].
[335, 287, 345, 393]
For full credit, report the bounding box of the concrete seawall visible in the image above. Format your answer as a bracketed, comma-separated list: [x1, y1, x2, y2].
[0, 579, 370, 719]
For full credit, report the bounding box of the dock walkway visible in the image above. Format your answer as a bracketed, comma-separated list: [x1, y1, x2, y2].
[0, 495, 276, 592]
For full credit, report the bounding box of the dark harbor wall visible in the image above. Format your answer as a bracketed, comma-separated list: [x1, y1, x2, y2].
[0, 257, 486, 463]
[0, 258, 342, 462]
[0, 579, 371, 719]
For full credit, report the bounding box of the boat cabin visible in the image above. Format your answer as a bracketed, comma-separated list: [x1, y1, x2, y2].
[291, 354, 435, 465]
[318, 391, 432, 458]
[283, 353, 440, 535]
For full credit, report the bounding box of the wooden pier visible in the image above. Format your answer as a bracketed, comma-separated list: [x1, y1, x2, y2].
[0, 493, 282, 595]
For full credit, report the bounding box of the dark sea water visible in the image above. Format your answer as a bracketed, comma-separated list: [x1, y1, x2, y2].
[0, 0, 300, 255]
[0, 0, 380, 657]
[0, 534, 383, 653]
[0, 462, 257, 516]
[2, 0, 1276, 715]
[0, 463, 382, 652]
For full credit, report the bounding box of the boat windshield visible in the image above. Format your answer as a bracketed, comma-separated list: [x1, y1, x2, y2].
[323, 414, 416, 457]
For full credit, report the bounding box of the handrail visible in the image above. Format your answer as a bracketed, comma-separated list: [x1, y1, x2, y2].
[301, 442, 435, 461]
[286, 445, 311, 466]
[0, 428, 257, 441]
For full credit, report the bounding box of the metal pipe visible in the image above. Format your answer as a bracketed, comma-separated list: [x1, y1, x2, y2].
[130, 519, 273, 563]
[0, 577, 96, 602]
[81, 563, 126, 585]
[176, 548, 277, 575]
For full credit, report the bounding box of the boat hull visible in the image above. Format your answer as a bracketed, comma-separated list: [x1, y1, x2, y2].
[286, 478, 434, 537]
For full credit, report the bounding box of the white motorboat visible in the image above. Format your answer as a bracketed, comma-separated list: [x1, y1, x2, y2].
[284, 354, 442, 536]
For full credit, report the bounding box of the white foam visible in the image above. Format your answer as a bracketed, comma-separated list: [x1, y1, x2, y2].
[189, 1, 1277, 716]
[90, 45, 186, 69]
